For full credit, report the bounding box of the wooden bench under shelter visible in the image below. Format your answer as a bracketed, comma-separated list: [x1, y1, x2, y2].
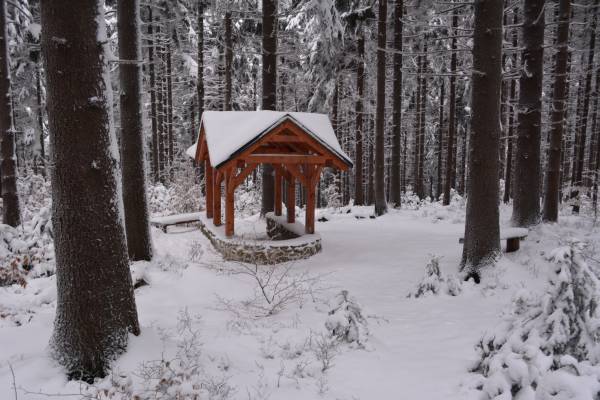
[187, 111, 353, 238]
[150, 212, 203, 233]
[459, 227, 529, 253]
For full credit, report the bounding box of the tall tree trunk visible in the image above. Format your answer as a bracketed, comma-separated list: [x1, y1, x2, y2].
[36, 65, 46, 177]
[373, 0, 388, 216]
[512, 0, 545, 227]
[0, 0, 20, 227]
[414, 64, 422, 193]
[354, 30, 365, 206]
[390, 0, 403, 207]
[41, 0, 140, 380]
[574, 1, 598, 189]
[368, 113, 375, 205]
[166, 36, 173, 166]
[197, 0, 204, 118]
[224, 10, 232, 111]
[503, 8, 518, 204]
[147, 7, 159, 183]
[155, 19, 165, 181]
[118, 0, 153, 261]
[542, 0, 570, 222]
[443, 11, 458, 206]
[437, 80, 445, 199]
[261, 0, 277, 215]
[417, 41, 427, 199]
[461, 0, 502, 278]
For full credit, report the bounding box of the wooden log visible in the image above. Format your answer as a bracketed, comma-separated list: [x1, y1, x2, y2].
[305, 184, 315, 234]
[205, 160, 213, 218]
[213, 170, 222, 226]
[506, 237, 520, 252]
[287, 176, 295, 223]
[274, 167, 282, 216]
[225, 169, 235, 237]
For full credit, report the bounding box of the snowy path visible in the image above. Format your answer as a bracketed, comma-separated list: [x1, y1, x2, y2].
[0, 206, 554, 399]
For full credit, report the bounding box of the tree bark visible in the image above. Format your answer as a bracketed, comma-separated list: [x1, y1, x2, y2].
[390, 0, 403, 207]
[36, 65, 46, 177]
[261, 0, 277, 215]
[461, 0, 502, 277]
[417, 41, 427, 199]
[542, 0, 570, 222]
[224, 10, 232, 111]
[511, 0, 545, 227]
[118, 0, 153, 261]
[354, 31, 365, 206]
[373, 0, 388, 216]
[166, 37, 173, 166]
[0, 0, 20, 227]
[437, 80, 445, 199]
[442, 11, 458, 206]
[41, 0, 140, 381]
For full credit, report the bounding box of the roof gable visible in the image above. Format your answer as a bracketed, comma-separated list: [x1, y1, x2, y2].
[190, 111, 352, 169]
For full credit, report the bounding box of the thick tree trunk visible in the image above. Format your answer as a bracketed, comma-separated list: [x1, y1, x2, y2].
[261, 0, 277, 215]
[224, 10, 232, 111]
[41, 0, 140, 381]
[354, 31, 365, 206]
[442, 12, 458, 206]
[118, 0, 153, 261]
[390, 0, 403, 207]
[512, 0, 545, 227]
[461, 0, 502, 277]
[437, 80, 445, 199]
[373, 0, 388, 216]
[542, 0, 570, 222]
[0, 0, 20, 227]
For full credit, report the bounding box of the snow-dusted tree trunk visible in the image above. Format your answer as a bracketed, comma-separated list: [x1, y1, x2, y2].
[512, 0, 545, 227]
[442, 12, 458, 206]
[461, 0, 502, 277]
[503, 8, 518, 204]
[261, 0, 277, 215]
[41, 0, 140, 380]
[197, 0, 204, 119]
[354, 31, 365, 206]
[390, 0, 403, 207]
[147, 7, 159, 183]
[118, 0, 153, 261]
[224, 10, 232, 111]
[543, 0, 570, 222]
[374, 0, 387, 216]
[437, 80, 445, 199]
[0, 0, 20, 227]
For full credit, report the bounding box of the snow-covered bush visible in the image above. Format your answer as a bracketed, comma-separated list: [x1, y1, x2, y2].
[84, 309, 235, 400]
[147, 159, 203, 216]
[407, 256, 462, 298]
[401, 187, 423, 210]
[325, 290, 369, 347]
[0, 205, 54, 286]
[321, 173, 342, 209]
[468, 240, 600, 399]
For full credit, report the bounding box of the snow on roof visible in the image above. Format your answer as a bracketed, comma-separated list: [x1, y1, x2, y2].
[186, 111, 352, 168]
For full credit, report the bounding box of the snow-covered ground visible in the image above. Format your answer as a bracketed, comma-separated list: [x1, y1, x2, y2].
[1, 202, 597, 399]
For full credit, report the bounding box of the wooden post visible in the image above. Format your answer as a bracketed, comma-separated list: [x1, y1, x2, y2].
[306, 184, 315, 234]
[205, 160, 213, 218]
[274, 167, 282, 216]
[213, 170, 222, 226]
[286, 176, 295, 223]
[225, 168, 235, 237]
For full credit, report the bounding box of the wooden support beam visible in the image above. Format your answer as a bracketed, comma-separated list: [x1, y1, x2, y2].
[213, 170, 222, 226]
[232, 162, 258, 187]
[205, 160, 213, 218]
[225, 168, 235, 237]
[274, 167, 282, 216]
[286, 175, 295, 223]
[306, 184, 315, 234]
[243, 154, 327, 165]
[283, 164, 308, 186]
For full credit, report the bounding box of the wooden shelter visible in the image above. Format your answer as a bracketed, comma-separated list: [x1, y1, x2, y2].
[188, 111, 352, 237]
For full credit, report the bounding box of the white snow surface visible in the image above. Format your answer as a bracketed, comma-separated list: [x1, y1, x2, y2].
[187, 111, 352, 167]
[1, 203, 598, 399]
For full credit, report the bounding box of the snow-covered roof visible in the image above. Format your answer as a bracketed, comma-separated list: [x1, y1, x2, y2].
[186, 111, 352, 168]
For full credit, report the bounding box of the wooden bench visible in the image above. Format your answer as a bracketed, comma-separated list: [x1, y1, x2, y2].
[150, 212, 203, 233]
[459, 227, 528, 253]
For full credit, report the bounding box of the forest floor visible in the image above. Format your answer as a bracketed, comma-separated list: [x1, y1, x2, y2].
[1, 200, 598, 399]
